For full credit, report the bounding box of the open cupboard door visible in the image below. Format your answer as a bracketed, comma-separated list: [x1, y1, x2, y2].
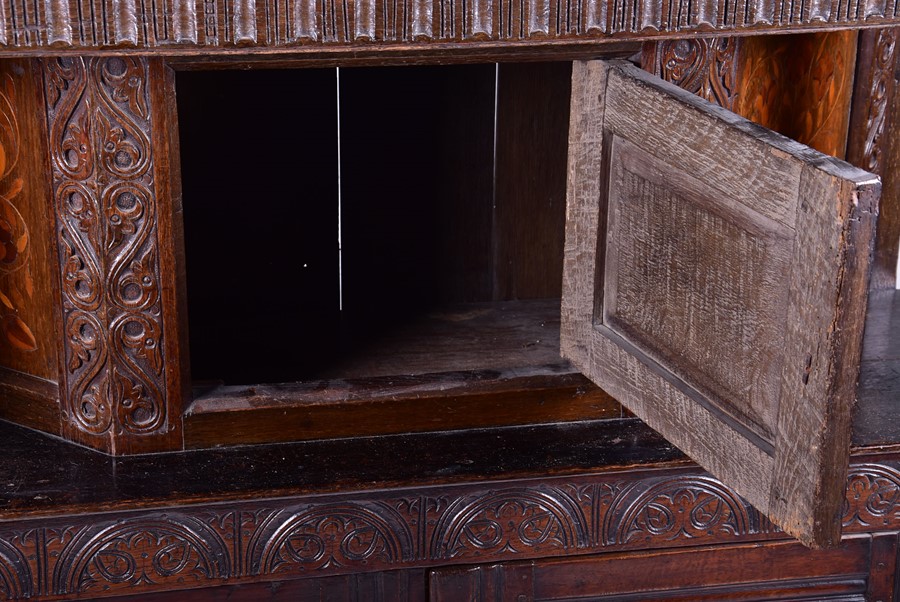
[561, 60, 880, 548]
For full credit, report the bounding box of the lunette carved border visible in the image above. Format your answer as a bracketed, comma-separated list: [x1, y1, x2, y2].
[1, 460, 899, 599]
[42, 57, 172, 451]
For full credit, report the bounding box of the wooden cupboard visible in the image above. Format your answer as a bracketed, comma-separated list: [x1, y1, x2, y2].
[0, 4, 899, 599]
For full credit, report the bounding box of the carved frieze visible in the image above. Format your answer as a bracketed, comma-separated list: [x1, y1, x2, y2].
[43, 57, 173, 451]
[0, 460, 896, 599]
[2, 0, 899, 51]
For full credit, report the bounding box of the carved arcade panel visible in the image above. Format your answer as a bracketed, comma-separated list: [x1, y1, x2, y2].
[42, 57, 181, 453]
[0, 460, 898, 599]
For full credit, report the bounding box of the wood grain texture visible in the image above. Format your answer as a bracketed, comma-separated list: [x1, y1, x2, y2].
[644, 33, 857, 160]
[0, 0, 899, 54]
[735, 31, 858, 159]
[602, 135, 792, 442]
[184, 367, 619, 447]
[462, 537, 873, 600]
[561, 59, 879, 547]
[494, 62, 571, 300]
[0, 60, 59, 383]
[0, 366, 60, 433]
[42, 57, 185, 454]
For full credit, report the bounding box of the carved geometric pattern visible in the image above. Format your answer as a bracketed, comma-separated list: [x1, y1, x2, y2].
[42, 57, 170, 446]
[642, 38, 739, 111]
[0, 461, 897, 598]
[0, 71, 36, 353]
[2, 0, 900, 50]
[860, 27, 899, 173]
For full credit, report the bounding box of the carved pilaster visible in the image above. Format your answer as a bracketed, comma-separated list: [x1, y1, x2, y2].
[42, 57, 183, 453]
[849, 28, 899, 174]
[847, 27, 900, 289]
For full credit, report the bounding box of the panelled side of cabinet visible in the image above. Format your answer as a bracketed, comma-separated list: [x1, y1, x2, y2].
[645, 31, 900, 289]
[41, 57, 186, 454]
[0, 59, 61, 435]
[642, 32, 859, 158]
[848, 27, 900, 289]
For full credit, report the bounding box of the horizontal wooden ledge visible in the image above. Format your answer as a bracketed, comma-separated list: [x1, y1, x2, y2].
[185, 365, 621, 448]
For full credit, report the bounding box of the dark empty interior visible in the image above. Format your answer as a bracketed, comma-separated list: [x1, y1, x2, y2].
[177, 63, 573, 387]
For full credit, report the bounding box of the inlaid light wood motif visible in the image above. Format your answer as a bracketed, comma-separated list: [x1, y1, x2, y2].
[0, 73, 36, 353]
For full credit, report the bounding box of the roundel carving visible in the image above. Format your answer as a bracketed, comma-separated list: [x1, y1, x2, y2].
[52, 515, 230, 595]
[843, 463, 900, 529]
[250, 503, 414, 575]
[0, 538, 31, 601]
[605, 475, 755, 545]
[430, 487, 589, 560]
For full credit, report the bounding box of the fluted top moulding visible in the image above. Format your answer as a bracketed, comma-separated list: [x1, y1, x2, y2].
[0, 0, 897, 56]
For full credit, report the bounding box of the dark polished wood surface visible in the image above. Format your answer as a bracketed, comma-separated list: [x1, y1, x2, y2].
[0, 417, 683, 520]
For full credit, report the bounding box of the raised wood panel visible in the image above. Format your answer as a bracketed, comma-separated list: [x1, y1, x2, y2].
[602, 135, 792, 441]
[526, 538, 872, 600]
[562, 59, 879, 547]
[1, 0, 899, 54]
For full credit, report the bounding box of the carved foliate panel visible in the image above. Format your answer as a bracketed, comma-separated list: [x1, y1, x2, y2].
[42, 57, 178, 452]
[641, 38, 739, 111]
[855, 28, 899, 174]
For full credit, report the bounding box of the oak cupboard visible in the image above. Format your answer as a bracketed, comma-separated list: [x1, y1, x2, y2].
[0, 5, 898, 599]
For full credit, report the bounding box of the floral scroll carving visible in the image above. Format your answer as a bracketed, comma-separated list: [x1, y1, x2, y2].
[843, 463, 900, 529]
[0, 461, 897, 598]
[860, 28, 899, 173]
[642, 38, 739, 111]
[43, 57, 171, 449]
[604, 475, 764, 545]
